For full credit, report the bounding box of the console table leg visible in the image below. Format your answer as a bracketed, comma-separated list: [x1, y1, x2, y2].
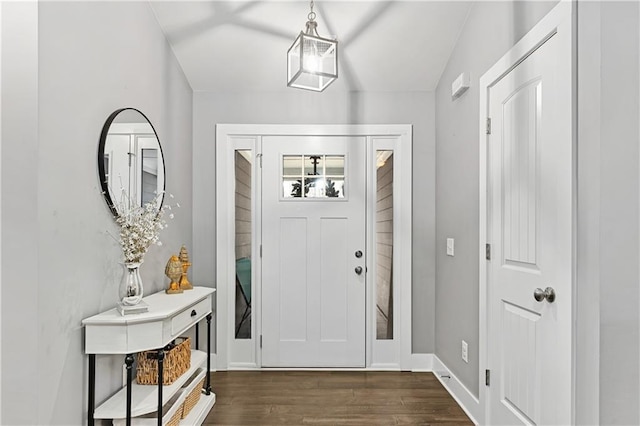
[157, 348, 164, 426]
[206, 313, 212, 395]
[125, 354, 134, 426]
[88, 354, 95, 426]
[195, 323, 200, 350]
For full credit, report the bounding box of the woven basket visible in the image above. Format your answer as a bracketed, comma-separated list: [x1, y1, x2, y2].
[136, 337, 191, 385]
[181, 376, 205, 419]
[164, 402, 183, 426]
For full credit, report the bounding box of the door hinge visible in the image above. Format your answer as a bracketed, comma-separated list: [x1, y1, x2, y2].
[260, 335, 263, 348]
[257, 153, 263, 168]
[260, 244, 262, 258]
[486, 117, 492, 135]
[486, 243, 491, 260]
[485, 369, 491, 386]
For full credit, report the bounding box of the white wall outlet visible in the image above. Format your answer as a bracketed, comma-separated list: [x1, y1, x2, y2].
[447, 238, 455, 256]
[462, 340, 469, 363]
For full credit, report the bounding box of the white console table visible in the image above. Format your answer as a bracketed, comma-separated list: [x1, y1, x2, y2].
[82, 287, 216, 426]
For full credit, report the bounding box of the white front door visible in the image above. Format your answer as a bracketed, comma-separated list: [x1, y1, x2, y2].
[261, 135, 366, 367]
[486, 5, 572, 425]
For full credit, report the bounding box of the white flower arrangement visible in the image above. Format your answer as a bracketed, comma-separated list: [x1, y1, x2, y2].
[110, 191, 178, 263]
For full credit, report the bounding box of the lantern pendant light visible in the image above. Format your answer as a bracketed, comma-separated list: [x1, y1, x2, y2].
[287, 0, 338, 92]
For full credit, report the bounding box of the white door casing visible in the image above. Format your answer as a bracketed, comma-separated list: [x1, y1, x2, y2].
[215, 124, 412, 371]
[479, 2, 574, 425]
[261, 136, 366, 367]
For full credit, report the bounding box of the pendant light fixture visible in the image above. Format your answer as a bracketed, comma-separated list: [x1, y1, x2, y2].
[287, 0, 338, 92]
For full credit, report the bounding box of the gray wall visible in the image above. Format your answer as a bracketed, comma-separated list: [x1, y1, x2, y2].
[1, 3, 39, 423]
[436, 0, 640, 421]
[1, 2, 193, 424]
[576, 2, 602, 423]
[193, 90, 436, 354]
[434, 0, 558, 398]
[579, 2, 640, 424]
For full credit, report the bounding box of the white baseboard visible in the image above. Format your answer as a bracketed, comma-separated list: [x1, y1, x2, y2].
[411, 353, 434, 371]
[432, 355, 482, 425]
[227, 362, 260, 370]
[209, 353, 217, 371]
[369, 363, 401, 370]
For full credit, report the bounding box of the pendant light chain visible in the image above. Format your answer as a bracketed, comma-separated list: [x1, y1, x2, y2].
[308, 0, 316, 21]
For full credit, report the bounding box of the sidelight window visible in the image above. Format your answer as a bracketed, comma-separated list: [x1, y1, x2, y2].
[235, 150, 252, 339]
[376, 150, 394, 339]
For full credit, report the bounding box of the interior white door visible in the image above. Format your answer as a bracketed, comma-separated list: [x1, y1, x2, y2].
[261, 135, 366, 367]
[487, 16, 572, 426]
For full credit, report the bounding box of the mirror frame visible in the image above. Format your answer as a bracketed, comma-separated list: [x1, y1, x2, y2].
[98, 107, 166, 217]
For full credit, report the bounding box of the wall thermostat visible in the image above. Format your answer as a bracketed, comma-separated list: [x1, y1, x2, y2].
[451, 72, 470, 100]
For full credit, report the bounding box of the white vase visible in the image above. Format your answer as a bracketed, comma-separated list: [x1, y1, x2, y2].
[119, 261, 144, 305]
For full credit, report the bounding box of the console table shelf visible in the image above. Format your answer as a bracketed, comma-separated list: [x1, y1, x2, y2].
[180, 393, 216, 425]
[82, 287, 216, 426]
[95, 350, 207, 419]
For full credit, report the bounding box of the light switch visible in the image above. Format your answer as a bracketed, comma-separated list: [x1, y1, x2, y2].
[447, 238, 454, 256]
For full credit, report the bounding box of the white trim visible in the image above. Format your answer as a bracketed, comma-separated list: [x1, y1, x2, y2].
[219, 357, 430, 372]
[410, 353, 434, 372]
[208, 353, 217, 372]
[0, 3, 3, 421]
[227, 362, 260, 371]
[432, 355, 482, 426]
[215, 136, 260, 370]
[478, 2, 574, 424]
[216, 124, 412, 371]
[242, 366, 400, 372]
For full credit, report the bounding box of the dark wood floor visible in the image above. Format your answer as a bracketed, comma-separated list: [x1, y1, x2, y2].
[204, 371, 473, 425]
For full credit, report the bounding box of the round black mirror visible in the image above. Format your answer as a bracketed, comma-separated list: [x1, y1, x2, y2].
[98, 108, 165, 217]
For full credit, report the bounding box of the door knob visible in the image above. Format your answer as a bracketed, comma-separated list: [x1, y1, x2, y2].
[355, 250, 363, 258]
[355, 266, 363, 275]
[533, 287, 556, 303]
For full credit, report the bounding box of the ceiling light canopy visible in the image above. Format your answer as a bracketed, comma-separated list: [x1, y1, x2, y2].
[287, 1, 338, 92]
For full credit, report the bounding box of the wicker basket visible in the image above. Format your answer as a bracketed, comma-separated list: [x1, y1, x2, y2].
[136, 337, 191, 385]
[166, 403, 183, 426]
[181, 376, 205, 419]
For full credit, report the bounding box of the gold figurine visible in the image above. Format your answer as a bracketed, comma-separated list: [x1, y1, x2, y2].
[178, 245, 193, 290]
[165, 255, 183, 294]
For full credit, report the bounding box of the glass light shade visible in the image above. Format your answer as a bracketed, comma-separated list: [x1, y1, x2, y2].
[287, 31, 338, 92]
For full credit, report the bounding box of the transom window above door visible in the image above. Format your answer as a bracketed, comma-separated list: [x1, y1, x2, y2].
[282, 154, 345, 199]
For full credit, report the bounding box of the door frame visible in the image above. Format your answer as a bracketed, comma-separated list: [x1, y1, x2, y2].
[478, 1, 576, 423]
[216, 124, 412, 371]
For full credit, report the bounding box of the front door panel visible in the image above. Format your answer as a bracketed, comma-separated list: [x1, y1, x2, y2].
[261, 136, 366, 367]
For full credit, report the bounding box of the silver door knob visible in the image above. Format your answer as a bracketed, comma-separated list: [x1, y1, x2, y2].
[355, 266, 363, 275]
[533, 287, 556, 303]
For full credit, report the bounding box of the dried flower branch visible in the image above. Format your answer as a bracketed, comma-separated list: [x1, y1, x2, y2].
[111, 190, 178, 263]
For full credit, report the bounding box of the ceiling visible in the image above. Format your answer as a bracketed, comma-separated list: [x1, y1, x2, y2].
[150, 1, 473, 92]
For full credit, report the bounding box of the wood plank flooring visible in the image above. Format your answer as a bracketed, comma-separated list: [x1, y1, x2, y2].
[204, 371, 473, 425]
